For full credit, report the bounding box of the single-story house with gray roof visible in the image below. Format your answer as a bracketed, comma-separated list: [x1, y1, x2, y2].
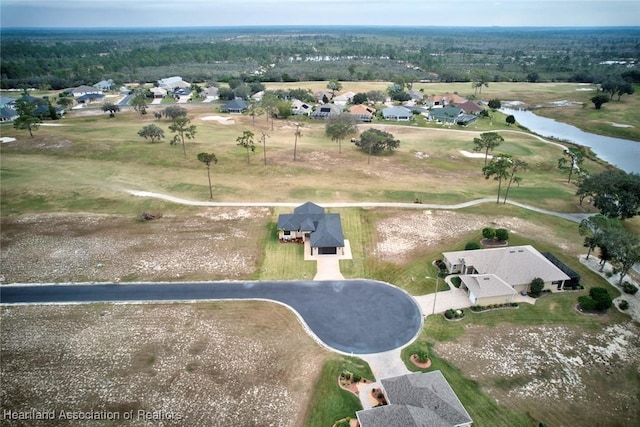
[311, 103, 343, 119]
[442, 245, 571, 300]
[356, 370, 473, 427]
[429, 106, 463, 124]
[382, 106, 412, 121]
[221, 98, 248, 114]
[277, 201, 345, 256]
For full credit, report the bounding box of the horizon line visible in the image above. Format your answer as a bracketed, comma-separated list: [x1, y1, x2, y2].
[3, 24, 640, 31]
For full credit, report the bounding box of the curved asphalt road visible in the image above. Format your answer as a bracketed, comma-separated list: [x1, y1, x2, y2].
[0, 279, 422, 355]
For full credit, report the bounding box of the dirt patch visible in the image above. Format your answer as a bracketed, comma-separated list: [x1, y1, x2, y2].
[435, 323, 640, 426]
[0, 302, 328, 426]
[373, 210, 570, 262]
[0, 209, 269, 283]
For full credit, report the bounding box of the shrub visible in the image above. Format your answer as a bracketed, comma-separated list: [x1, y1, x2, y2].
[465, 241, 481, 250]
[444, 309, 455, 319]
[618, 300, 629, 310]
[495, 228, 509, 241]
[529, 277, 545, 297]
[578, 295, 597, 311]
[415, 349, 429, 363]
[352, 373, 361, 383]
[622, 282, 638, 295]
[590, 287, 612, 311]
[482, 227, 496, 239]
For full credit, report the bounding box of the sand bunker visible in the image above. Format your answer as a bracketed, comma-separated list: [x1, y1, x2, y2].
[202, 115, 235, 125]
[460, 150, 491, 159]
[0, 137, 17, 143]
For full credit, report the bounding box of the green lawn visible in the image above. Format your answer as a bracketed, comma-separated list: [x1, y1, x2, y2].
[304, 356, 374, 427]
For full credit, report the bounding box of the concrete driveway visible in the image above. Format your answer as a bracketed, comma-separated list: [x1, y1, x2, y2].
[413, 288, 471, 316]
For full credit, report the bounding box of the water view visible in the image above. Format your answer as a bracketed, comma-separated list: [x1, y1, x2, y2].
[501, 108, 640, 174]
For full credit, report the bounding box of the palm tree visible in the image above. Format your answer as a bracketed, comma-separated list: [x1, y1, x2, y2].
[197, 152, 218, 200]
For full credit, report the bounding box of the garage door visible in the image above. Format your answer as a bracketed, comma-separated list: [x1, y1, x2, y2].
[318, 247, 337, 255]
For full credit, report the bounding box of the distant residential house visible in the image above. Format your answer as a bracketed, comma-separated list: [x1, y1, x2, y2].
[382, 106, 412, 121]
[277, 202, 345, 256]
[333, 91, 356, 106]
[455, 101, 483, 115]
[291, 99, 312, 116]
[408, 89, 425, 103]
[442, 245, 571, 305]
[0, 107, 18, 122]
[349, 104, 376, 122]
[67, 85, 103, 98]
[150, 87, 167, 99]
[0, 96, 17, 121]
[76, 93, 105, 104]
[201, 87, 219, 101]
[173, 87, 192, 101]
[220, 98, 248, 113]
[429, 107, 463, 124]
[251, 91, 264, 102]
[356, 371, 473, 427]
[426, 93, 467, 108]
[93, 79, 115, 91]
[157, 76, 190, 91]
[314, 91, 333, 103]
[311, 103, 343, 119]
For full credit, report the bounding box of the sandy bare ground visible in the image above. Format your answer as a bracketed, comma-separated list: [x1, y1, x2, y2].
[1, 302, 328, 426]
[373, 209, 575, 263]
[0, 209, 269, 284]
[435, 322, 640, 426]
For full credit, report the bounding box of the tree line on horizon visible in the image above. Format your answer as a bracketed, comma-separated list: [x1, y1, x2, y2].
[2, 27, 639, 90]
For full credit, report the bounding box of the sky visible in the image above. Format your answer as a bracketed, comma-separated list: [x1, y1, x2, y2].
[1, 0, 639, 28]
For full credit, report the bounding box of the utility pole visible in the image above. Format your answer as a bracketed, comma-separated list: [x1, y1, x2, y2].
[431, 276, 439, 315]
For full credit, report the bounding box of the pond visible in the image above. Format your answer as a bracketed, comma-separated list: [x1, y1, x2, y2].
[500, 108, 640, 174]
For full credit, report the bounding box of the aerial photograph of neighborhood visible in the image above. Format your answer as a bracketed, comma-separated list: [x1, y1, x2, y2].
[1, 0, 640, 426]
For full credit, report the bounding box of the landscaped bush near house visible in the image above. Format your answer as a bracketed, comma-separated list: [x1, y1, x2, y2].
[622, 282, 638, 295]
[470, 302, 519, 312]
[444, 309, 465, 320]
[434, 259, 447, 272]
[451, 276, 462, 288]
[590, 287, 613, 311]
[618, 300, 629, 310]
[482, 227, 496, 240]
[529, 277, 545, 298]
[414, 349, 429, 363]
[578, 295, 597, 311]
[578, 287, 612, 312]
[495, 228, 509, 241]
[465, 241, 481, 250]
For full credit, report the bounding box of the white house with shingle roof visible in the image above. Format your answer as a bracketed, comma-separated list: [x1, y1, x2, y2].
[442, 245, 571, 302]
[357, 370, 473, 427]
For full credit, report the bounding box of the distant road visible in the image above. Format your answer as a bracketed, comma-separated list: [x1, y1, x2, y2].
[0, 280, 423, 355]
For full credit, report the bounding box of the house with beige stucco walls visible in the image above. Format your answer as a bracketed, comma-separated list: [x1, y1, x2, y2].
[442, 245, 571, 305]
